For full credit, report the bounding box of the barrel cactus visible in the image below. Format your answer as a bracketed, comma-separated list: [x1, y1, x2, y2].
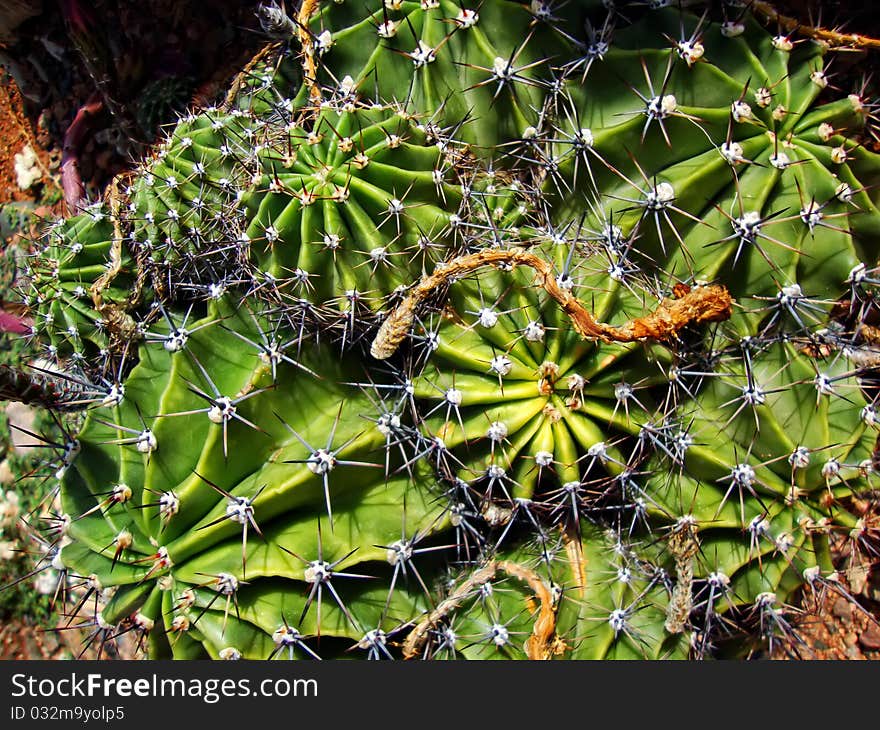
[7, 0, 880, 660]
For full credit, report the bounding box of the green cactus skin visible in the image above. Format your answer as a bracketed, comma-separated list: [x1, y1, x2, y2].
[410, 262, 665, 501]
[123, 52, 535, 323]
[241, 104, 464, 314]
[303, 0, 588, 150]
[59, 299, 442, 657]
[545, 9, 880, 303]
[11, 1, 880, 660]
[126, 107, 259, 289]
[23, 202, 135, 367]
[50, 287, 694, 661]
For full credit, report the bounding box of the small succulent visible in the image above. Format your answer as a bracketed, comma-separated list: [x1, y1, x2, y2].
[7, 1, 880, 660]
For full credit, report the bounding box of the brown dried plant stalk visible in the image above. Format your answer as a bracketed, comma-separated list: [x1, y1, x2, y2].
[297, 0, 322, 100]
[402, 560, 563, 660]
[751, 0, 880, 50]
[664, 521, 701, 635]
[370, 248, 734, 360]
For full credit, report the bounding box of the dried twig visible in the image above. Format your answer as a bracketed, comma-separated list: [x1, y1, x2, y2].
[402, 562, 495, 658]
[297, 0, 322, 101]
[87, 177, 141, 353]
[500, 561, 566, 660]
[664, 521, 700, 635]
[223, 42, 284, 110]
[371, 248, 733, 360]
[751, 0, 880, 50]
[402, 560, 563, 660]
[562, 526, 587, 599]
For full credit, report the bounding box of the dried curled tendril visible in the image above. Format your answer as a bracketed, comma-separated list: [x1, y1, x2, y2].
[402, 560, 564, 660]
[371, 248, 734, 360]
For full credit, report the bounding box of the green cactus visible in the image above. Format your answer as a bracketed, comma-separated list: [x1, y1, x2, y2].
[123, 43, 537, 326]
[8, 1, 880, 660]
[301, 0, 586, 149]
[23, 201, 137, 367]
[240, 103, 464, 314]
[545, 9, 879, 304]
[58, 299, 443, 658]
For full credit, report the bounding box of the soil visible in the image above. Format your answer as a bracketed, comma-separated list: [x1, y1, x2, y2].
[0, 619, 143, 660]
[0, 620, 75, 661]
[787, 593, 880, 660]
[0, 68, 59, 205]
[774, 572, 880, 660]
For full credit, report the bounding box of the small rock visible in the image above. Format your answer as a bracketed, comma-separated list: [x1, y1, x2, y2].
[13, 144, 41, 190]
[858, 625, 880, 651]
[847, 563, 870, 594]
[40, 630, 60, 654]
[832, 597, 852, 622]
[845, 644, 863, 660]
[5, 402, 36, 456]
[844, 632, 859, 647]
[0, 459, 13, 486]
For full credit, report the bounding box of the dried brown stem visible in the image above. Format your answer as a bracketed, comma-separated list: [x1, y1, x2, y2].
[371, 248, 733, 360]
[751, 1, 880, 50]
[498, 561, 566, 660]
[223, 42, 284, 110]
[87, 178, 141, 354]
[562, 525, 587, 599]
[402, 560, 563, 660]
[402, 562, 496, 658]
[297, 0, 322, 102]
[664, 522, 701, 635]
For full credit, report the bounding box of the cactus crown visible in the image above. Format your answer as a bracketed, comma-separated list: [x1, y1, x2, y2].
[10, 0, 880, 660]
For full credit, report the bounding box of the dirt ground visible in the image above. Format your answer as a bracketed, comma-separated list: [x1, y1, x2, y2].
[773, 567, 880, 660]
[0, 68, 59, 206]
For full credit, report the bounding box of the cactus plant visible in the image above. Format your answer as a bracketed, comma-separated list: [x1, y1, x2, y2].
[6, 0, 880, 660]
[23, 201, 136, 366]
